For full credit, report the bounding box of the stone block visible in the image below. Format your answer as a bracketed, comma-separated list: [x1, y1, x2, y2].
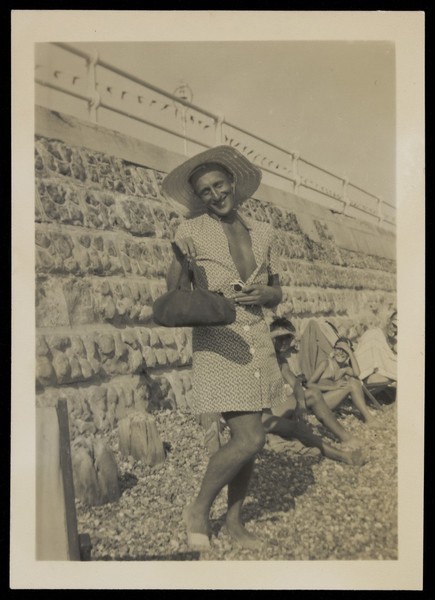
[36, 227, 126, 277]
[36, 356, 56, 387]
[118, 411, 165, 466]
[145, 374, 175, 411]
[87, 387, 111, 432]
[71, 436, 120, 506]
[117, 198, 156, 236]
[163, 372, 184, 409]
[35, 277, 70, 327]
[142, 346, 157, 368]
[62, 278, 95, 325]
[113, 381, 135, 414]
[132, 380, 152, 414]
[93, 437, 121, 501]
[154, 348, 168, 366]
[81, 334, 102, 376]
[51, 350, 72, 384]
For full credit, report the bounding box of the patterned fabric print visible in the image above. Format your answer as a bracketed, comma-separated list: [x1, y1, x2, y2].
[174, 212, 285, 414]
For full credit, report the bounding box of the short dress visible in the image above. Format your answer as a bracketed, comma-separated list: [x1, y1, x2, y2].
[174, 212, 285, 415]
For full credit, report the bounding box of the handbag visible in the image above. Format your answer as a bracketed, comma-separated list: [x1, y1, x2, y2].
[152, 259, 236, 327]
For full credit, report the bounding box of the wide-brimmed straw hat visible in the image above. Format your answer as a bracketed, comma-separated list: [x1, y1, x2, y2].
[161, 145, 262, 216]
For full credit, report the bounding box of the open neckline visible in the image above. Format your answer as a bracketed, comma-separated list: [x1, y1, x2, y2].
[207, 213, 259, 282]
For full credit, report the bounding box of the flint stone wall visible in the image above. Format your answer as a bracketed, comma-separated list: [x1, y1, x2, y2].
[35, 106, 396, 440]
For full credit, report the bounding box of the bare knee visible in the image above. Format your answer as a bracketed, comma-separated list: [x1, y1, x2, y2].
[348, 378, 362, 392]
[262, 414, 278, 434]
[235, 427, 266, 457]
[305, 388, 322, 409]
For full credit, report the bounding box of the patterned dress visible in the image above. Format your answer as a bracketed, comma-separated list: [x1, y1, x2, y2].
[174, 212, 285, 415]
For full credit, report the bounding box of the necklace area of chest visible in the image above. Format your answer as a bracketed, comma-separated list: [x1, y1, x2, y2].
[220, 220, 257, 282]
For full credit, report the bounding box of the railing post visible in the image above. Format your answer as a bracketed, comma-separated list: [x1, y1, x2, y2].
[40, 44, 390, 221]
[377, 196, 384, 224]
[293, 152, 300, 194]
[86, 49, 100, 123]
[341, 177, 349, 215]
[215, 113, 224, 146]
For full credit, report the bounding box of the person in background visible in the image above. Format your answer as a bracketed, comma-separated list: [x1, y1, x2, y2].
[354, 310, 397, 386]
[307, 336, 379, 426]
[262, 317, 367, 465]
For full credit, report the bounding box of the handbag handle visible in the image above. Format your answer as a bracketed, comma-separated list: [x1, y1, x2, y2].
[170, 242, 194, 290]
[175, 257, 194, 290]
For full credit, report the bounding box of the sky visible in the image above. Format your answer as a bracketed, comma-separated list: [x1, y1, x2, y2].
[40, 40, 395, 205]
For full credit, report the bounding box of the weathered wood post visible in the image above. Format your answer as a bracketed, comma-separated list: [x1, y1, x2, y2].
[36, 400, 81, 560]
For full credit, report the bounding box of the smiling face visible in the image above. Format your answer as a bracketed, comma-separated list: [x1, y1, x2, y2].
[333, 346, 349, 363]
[190, 166, 236, 218]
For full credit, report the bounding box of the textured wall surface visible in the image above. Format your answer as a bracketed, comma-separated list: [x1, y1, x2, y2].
[35, 108, 396, 441]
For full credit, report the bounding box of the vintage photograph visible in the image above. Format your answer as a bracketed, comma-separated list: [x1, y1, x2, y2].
[11, 10, 424, 590]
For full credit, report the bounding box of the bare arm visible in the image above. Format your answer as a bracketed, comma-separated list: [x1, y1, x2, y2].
[335, 340, 361, 378]
[281, 363, 306, 411]
[306, 361, 347, 391]
[265, 273, 283, 308]
[281, 362, 298, 388]
[166, 243, 191, 291]
[346, 350, 361, 378]
[307, 360, 328, 386]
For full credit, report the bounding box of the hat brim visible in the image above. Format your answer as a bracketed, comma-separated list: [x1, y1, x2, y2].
[161, 145, 262, 216]
[271, 328, 295, 339]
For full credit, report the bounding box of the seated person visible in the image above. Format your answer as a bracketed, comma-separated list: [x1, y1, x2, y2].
[354, 311, 397, 387]
[307, 337, 379, 427]
[261, 317, 367, 466]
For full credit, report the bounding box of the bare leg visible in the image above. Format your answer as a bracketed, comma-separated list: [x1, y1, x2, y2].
[288, 420, 367, 465]
[347, 378, 377, 423]
[305, 389, 361, 448]
[262, 412, 301, 438]
[322, 386, 353, 411]
[320, 442, 368, 466]
[263, 415, 366, 466]
[226, 458, 263, 549]
[323, 380, 376, 424]
[183, 411, 264, 548]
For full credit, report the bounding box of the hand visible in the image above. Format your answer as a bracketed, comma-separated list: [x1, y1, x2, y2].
[173, 237, 197, 259]
[234, 284, 281, 306]
[297, 374, 308, 388]
[294, 403, 308, 422]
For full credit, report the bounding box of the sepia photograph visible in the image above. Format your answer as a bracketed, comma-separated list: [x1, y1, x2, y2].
[11, 10, 424, 590]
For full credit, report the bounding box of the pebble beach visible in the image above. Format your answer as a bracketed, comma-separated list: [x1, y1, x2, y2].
[75, 401, 397, 562]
